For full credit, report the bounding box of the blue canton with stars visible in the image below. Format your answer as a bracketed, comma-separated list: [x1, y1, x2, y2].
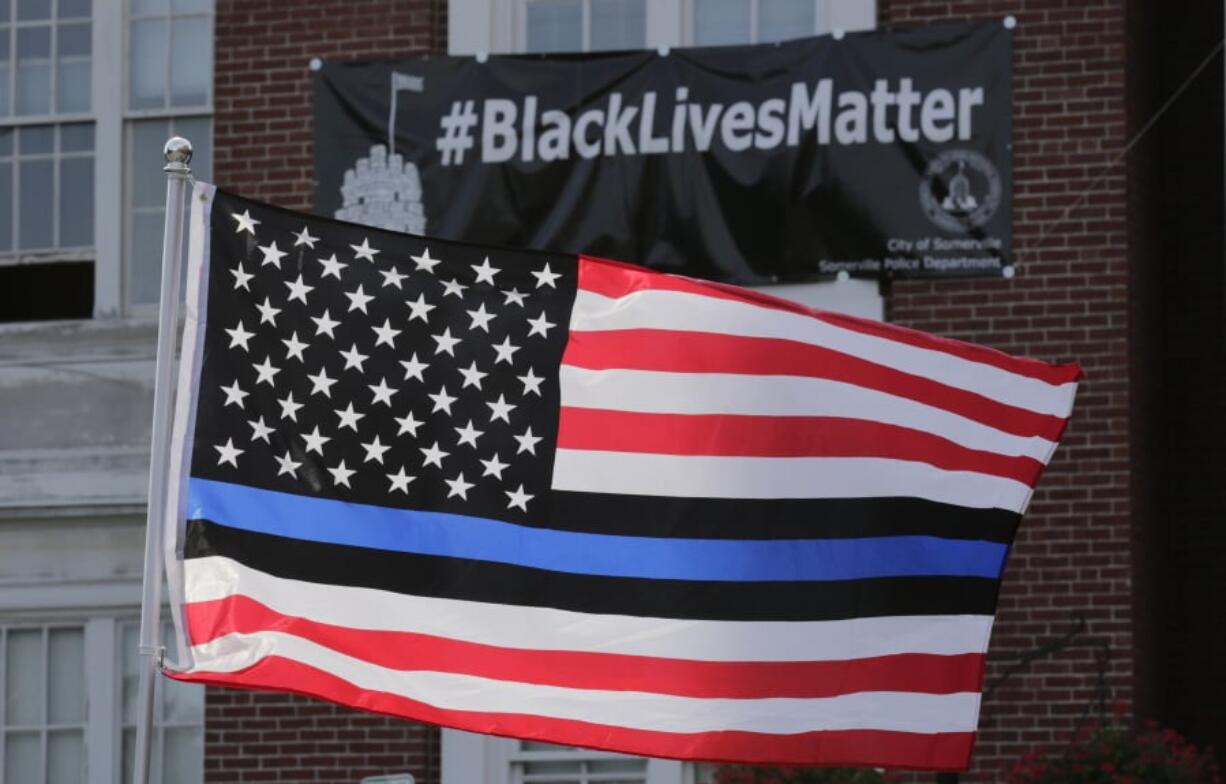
[189, 189, 577, 522]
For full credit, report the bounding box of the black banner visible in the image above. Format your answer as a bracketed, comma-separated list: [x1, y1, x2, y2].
[313, 21, 1012, 283]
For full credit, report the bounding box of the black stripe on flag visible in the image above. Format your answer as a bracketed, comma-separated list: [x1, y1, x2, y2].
[185, 519, 1003, 622]
[546, 491, 1020, 543]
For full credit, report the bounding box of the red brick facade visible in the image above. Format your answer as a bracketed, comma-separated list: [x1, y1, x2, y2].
[209, 1, 1189, 782]
[878, 1, 1137, 780]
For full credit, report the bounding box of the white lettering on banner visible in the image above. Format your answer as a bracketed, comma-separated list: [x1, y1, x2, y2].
[433, 79, 991, 166]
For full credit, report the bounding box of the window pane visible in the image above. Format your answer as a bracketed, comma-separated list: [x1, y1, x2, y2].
[694, 0, 749, 45]
[169, 16, 209, 107]
[59, 153, 91, 246]
[47, 627, 86, 724]
[173, 0, 211, 12]
[16, 25, 51, 115]
[60, 121, 92, 151]
[58, 0, 89, 18]
[130, 18, 167, 109]
[0, 127, 11, 155]
[0, 32, 11, 116]
[758, 0, 815, 42]
[4, 731, 40, 781]
[130, 208, 163, 303]
[0, 161, 13, 250]
[164, 726, 204, 784]
[121, 623, 140, 725]
[18, 157, 53, 248]
[56, 22, 91, 112]
[131, 118, 168, 208]
[131, 0, 167, 14]
[16, 0, 48, 21]
[18, 123, 51, 153]
[47, 730, 86, 784]
[175, 116, 210, 180]
[5, 629, 43, 725]
[589, 0, 644, 51]
[525, 0, 581, 53]
[122, 727, 136, 784]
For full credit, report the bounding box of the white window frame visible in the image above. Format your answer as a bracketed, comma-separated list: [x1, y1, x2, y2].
[452, 0, 874, 54]
[443, 730, 688, 784]
[7, 1, 218, 320]
[0, 610, 202, 784]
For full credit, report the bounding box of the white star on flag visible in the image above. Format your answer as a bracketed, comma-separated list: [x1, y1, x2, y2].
[387, 467, 415, 494]
[318, 254, 347, 280]
[411, 247, 441, 273]
[399, 354, 429, 382]
[471, 257, 500, 285]
[335, 402, 365, 432]
[301, 426, 330, 455]
[327, 460, 355, 487]
[281, 332, 309, 362]
[293, 226, 318, 248]
[445, 472, 474, 499]
[247, 416, 274, 443]
[214, 438, 243, 467]
[420, 441, 449, 468]
[231, 209, 259, 235]
[225, 321, 254, 351]
[505, 484, 533, 512]
[230, 264, 254, 291]
[350, 238, 379, 262]
[285, 274, 314, 305]
[258, 241, 287, 269]
[275, 452, 302, 477]
[311, 309, 340, 339]
[307, 367, 337, 397]
[220, 381, 248, 408]
[531, 263, 561, 289]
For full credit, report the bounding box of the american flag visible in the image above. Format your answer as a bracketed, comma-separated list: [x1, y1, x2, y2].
[164, 184, 1081, 770]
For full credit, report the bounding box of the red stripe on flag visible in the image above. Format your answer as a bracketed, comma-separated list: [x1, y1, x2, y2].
[556, 407, 1044, 486]
[171, 656, 976, 770]
[578, 255, 1082, 387]
[562, 328, 1067, 441]
[185, 594, 986, 699]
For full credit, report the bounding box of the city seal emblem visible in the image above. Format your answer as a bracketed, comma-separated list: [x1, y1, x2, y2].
[918, 149, 1002, 233]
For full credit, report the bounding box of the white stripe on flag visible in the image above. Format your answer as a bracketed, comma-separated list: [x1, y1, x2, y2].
[559, 365, 1057, 462]
[184, 556, 996, 662]
[551, 450, 1033, 512]
[571, 288, 1077, 418]
[188, 630, 983, 734]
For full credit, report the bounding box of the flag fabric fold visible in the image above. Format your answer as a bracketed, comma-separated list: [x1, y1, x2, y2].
[163, 183, 1080, 771]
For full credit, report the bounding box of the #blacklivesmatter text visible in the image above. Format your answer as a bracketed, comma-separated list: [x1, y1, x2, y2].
[435, 78, 986, 166]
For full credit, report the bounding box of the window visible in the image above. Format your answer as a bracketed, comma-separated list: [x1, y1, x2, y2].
[692, 0, 828, 46]
[118, 621, 204, 784]
[0, 1, 214, 321]
[523, 0, 646, 52]
[0, 618, 204, 784]
[124, 0, 213, 308]
[0, 0, 95, 312]
[2, 625, 87, 783]
[512, 741, 651, 783]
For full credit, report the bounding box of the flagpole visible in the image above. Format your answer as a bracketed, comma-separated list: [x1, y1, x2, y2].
[132, 136, 193, 784]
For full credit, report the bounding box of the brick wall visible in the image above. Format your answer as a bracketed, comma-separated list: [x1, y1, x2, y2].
[214, 0, 447, 210]
[212, 0, 1151, 781]
[879, 1, 1136, 780]
[206, 689, 439, 783]
[210, 2, 447, 782]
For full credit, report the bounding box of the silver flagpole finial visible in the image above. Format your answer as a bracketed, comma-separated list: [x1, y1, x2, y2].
[163, 135, 193, 173]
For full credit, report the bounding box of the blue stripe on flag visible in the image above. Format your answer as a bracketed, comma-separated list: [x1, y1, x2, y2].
[187, 477, 1009, 582]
